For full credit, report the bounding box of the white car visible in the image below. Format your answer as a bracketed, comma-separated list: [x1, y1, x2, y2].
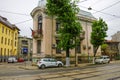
[8, 57, 17, 63]
[95, 55, 110, 64]
[37, 58, 64, 69]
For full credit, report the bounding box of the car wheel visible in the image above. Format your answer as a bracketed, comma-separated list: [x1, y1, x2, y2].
[41, 64, 46, 69]
[58, 63, 62, 67]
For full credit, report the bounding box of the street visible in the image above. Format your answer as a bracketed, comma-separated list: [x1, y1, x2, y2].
[0, 61, 120, 80]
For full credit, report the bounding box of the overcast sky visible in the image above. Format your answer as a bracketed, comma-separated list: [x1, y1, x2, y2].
[0, 0, 120, 40]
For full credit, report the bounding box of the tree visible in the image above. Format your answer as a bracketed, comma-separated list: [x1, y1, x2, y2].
[101, 44, 108, 55]
[46, 0, 82, 66]
[91, 18, 108, 64]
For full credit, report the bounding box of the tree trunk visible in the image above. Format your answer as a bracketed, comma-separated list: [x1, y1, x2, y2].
[93, 46, 99, 64]
[66, 47, 70, 67]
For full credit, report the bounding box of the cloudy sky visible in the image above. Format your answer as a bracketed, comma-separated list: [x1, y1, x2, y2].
[0, 0, 120, 40]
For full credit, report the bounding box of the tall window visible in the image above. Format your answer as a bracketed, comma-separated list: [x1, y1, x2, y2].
[56, 40, 61, 54]
[6, 29, 7, 34]
[37, 40, 41, 54]
[8, 39, 10, 45]
[1, 37, 3, 44]
[5, 38, 7, 45]
[56, 21, 60, 31]
[38, 16, 42, 30]
[15, 41, 16, 47]
[1, 48, 2, 55]
[15, 33, 17, 40]
[2, 27, 4, 33]
[11, 40, 12, 45]
[22, 40, 28, 45]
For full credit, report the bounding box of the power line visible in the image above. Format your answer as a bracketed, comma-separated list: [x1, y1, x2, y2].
[90, 0, 104, 7]
[79, 5, 120, 18]
[15, 19, 32, 25]
[0, 10, 30, 16]
[79, 0, 89, 3]
[93, 1, 120, 14]
[106, 17, 120, 22]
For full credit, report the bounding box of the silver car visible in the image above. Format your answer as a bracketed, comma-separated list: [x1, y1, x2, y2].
[95, 55, 110, 64]
[37, 58, 64, 69]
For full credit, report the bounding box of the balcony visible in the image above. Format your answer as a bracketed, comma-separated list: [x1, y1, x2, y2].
[32, 29, 43, 38]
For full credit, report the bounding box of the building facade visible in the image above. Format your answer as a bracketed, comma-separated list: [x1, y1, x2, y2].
[0, 16, 20, 62]
[18, 35, 33, 60]
[112, 31, 120, 54]
[103, 40, 119, 60]
[30, 0, 101, 63]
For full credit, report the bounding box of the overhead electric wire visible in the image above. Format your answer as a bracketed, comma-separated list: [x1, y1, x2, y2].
[79, 0, 89, 3]
[93, 1, 120, 14]
[79, 5, 120, 18]
[15, 19, 32, 25]
[89, 0, 104, 7]
[0, 10, 30, 16]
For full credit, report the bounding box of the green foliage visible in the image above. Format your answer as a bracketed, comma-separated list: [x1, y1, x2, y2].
[91, 18, 108, 56]
[46, 0, 82, 51]
[91, 18, 108, 47]
[101, 44, 108, 50]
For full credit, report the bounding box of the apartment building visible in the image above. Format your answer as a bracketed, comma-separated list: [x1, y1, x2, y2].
[0, 16, 20, 62]
[18, 35, 33, 60]
[30, 0, 101, 63]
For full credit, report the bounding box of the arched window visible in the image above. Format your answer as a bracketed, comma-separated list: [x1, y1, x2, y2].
[38, 16, 42, 30]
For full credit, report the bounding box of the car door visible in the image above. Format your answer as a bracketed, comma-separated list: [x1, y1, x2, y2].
[106, 56, 110, 63]
[43, 58, 52, 67]
[104, 57, 109, 63]
[50, 59, 57, 66]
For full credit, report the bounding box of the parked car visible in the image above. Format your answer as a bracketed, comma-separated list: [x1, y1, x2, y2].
[37, 58, 64, 69]
[18, 58, 24, 62]
[8, 57, 17, 63]
[95, 55, 110, 64]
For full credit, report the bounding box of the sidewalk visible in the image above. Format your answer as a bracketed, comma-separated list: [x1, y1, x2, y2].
[19, 60, 120, 70]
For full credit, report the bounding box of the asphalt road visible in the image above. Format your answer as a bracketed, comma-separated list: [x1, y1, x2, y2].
[0, 61, 120, 80]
